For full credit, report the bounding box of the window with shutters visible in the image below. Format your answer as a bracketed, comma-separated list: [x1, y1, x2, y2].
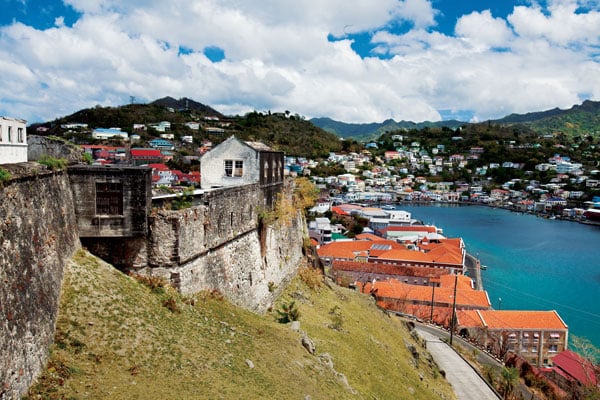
[96, 182, 123, 215]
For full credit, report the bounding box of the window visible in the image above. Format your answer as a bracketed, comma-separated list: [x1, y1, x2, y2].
[96, 182, 123, 215]
[17, 127, 24, 143]
[225, 160, 243, 177]
[0, 125, 3, 142]
[234, 160, 243, 177]
[8, 126, 12, 142]
[532, 345, 538, 353]
[548, 345, 558, 353]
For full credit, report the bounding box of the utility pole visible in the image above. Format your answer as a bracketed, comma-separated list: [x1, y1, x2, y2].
[449, 273, 458, 346]
[429, 284, 436, 323]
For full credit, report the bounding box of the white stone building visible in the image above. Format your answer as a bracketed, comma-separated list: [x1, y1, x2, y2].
[0, 116, 27, 164]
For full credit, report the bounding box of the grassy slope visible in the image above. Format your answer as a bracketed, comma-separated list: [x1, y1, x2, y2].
[26, 249, 456, 400]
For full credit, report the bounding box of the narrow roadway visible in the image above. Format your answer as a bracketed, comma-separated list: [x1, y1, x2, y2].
[416, 327, 500, 400]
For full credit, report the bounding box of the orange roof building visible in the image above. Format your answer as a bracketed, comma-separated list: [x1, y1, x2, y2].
[318, 238, 466, 274]
[357, 276, 491, 326]
[456, 309, 569, 367]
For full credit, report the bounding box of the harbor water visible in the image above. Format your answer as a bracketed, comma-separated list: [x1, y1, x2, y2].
[397, 204, 600, 348]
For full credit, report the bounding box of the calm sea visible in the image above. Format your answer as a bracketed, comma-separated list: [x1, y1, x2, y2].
[396, 204, 600, 348]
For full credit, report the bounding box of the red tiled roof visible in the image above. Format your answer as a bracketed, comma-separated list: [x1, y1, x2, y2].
[457, 310, 568, 330]
[354, 233, 386, 241]
[332, 260, 448, 279]
[131, 149, 161, 157]
[359, 278, 490, 309]
[317, 239, 403, 259]
[148, 163, 169, 170]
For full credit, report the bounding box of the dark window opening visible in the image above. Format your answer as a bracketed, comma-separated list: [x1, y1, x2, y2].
[225, 160, 244, 177]
[96, 182, 123, 215]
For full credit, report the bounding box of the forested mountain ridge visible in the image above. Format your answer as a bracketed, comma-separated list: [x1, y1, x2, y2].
[311, 100, 600, 141]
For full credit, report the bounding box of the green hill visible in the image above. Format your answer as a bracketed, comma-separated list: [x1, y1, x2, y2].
[29, 100, 342, 158]
[310, 117, 464, 142]
[492, 100, 600, 138]
[25, 249, 455, 400]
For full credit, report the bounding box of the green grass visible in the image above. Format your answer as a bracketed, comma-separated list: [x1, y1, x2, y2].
[25, 250, 456, 400]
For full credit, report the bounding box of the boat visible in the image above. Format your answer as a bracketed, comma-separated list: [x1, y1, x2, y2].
[480, 265, 487, 270]
[381, 204, 396, 210]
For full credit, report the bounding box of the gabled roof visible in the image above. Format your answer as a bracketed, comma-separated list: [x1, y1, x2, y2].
[359, 277, 490, 309]
[552, 350, 597, 386]
[354, 233, 386, 241]
[380, 225, 438, 233]
[457, 310, 568, 330]
[317, 239, 404, 259]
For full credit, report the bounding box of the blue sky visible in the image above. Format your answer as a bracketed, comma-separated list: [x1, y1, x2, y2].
[1, 0, 600, 124]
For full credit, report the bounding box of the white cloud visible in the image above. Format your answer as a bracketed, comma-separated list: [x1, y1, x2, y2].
[1, 0, 600, 124]
[455, 10, 514, 49]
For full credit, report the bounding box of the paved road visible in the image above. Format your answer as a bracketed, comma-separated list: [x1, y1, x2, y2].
[416, 327, 500, 400]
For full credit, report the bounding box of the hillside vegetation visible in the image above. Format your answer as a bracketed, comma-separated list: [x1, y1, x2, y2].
[30, 98, 342, 158]
[311, 100, 600, 141]
[26, 249, 455, 400]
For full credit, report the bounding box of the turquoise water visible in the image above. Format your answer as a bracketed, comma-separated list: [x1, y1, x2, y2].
[397, 204, 600, 348]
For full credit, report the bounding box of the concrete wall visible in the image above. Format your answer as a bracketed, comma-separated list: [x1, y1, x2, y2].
[0, 163, 80, 399]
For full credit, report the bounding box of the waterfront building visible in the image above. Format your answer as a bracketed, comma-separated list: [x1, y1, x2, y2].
[357, 275, 491, 325]
[456, 310, 568, 367]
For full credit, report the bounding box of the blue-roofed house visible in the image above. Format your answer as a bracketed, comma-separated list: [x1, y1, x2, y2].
[149, 138, 174, 150]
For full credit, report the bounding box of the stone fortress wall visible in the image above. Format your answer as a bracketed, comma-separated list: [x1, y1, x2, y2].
[0, 163, 80, 400]
[0, 163, 305, 398]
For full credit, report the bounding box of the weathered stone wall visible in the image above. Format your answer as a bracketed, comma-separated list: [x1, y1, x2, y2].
[68, 165, 152, 238]
[27, 135, 83, 164]
[0, 163, 80, 400]
[139, 184, 305, 312]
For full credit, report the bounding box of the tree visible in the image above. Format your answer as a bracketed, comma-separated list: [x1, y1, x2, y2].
[500, 366, 519, 400]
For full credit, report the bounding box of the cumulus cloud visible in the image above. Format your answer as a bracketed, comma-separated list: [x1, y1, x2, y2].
[0, 0, 599, 124]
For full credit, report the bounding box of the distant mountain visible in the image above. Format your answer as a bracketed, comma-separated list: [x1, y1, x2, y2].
[310, 117, 464, 141]
[151, 96, 223, 117]
[311, 100, 600, 140]
[491, 100, 600, 137]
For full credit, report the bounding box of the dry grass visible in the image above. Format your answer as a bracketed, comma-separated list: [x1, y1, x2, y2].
[25, 249, 456, 400]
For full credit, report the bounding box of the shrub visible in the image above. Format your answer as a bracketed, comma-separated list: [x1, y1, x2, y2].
[298, 266, 323, 291]
[38, 155, 67, 170]
[163, 296, 181, 313]
[277, 300, 300, 323]
[329, 306, 344, 331]
[129, 273, 168, 294]
[0, 167, 11, 186]
[171, 187, 194, 210]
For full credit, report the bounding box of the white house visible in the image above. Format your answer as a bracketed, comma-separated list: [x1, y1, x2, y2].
[92, 128, 129, 141]
[0, 116, 27, 163]
[200, 136, 284, 193]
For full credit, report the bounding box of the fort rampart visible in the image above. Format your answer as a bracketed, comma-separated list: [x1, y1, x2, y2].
[0, 164, 304, 398]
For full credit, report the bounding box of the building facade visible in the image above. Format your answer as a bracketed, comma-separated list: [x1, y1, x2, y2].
[200, 136, 284, 205]
[0, 116, 27, 163]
